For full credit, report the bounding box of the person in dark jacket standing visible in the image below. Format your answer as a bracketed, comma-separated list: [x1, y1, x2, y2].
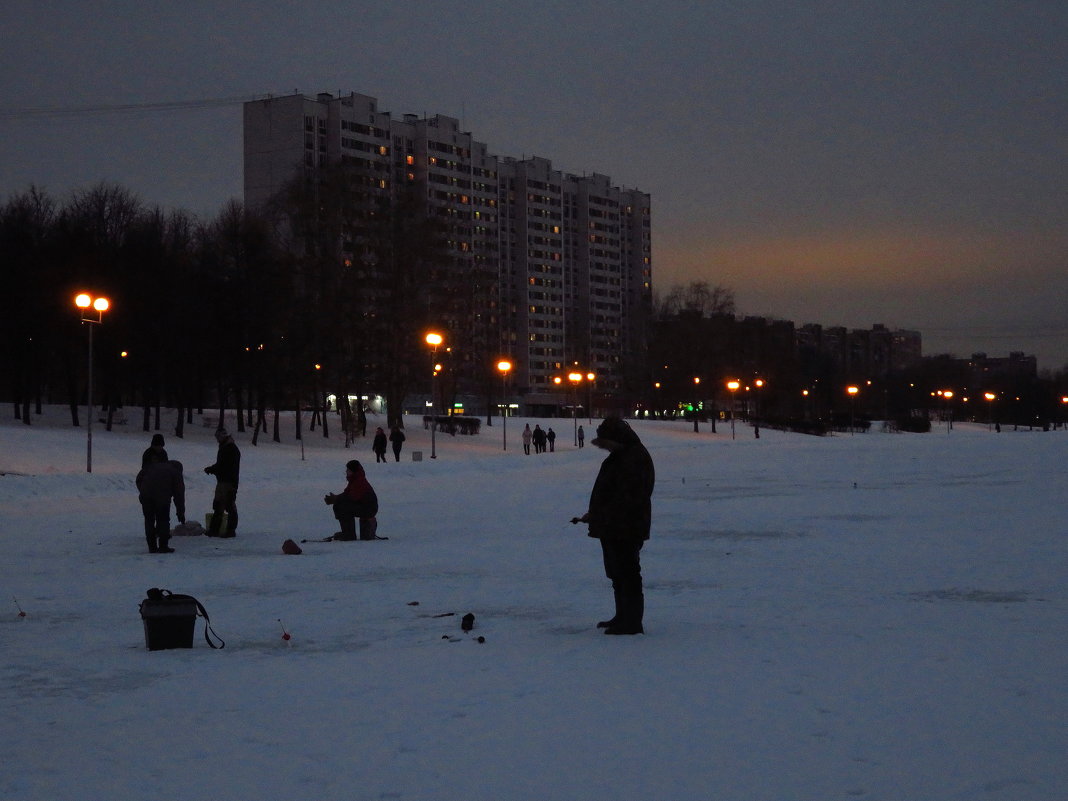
[573, 416, 654, 634]
[324, 459, 379, 540]
[204, 428, 240, 537]
[372, 427, 388, 463]
[389, 425, 406, 462]
[136, 454, 186, 553]
[141, 433, 168, 470]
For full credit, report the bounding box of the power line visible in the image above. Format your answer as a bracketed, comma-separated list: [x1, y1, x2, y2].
[0, 95, 263, 120]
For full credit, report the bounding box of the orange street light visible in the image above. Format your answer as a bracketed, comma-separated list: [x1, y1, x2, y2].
[74, 292, 111, 472]
[726, 380, 740, 439]
[425, 332, 444, 458]
[846, 385, 859, 435]
[497, 360, 512, 450]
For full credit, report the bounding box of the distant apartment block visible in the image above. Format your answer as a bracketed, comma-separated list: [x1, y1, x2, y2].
[243, 91, 652, 409]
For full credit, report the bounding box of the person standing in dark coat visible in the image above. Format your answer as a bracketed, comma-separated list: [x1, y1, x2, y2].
[573, 416, 655, 635]
[204, 428, 240, 537]
[546, 427, 556, 452]
[532, 424, 547, 454]
[389, 425, 406, 462]
[136, 454, 186, 553]
[141, 433, 168, 470]
[324, 460, 379, 540]
[372, 427, 388, 463]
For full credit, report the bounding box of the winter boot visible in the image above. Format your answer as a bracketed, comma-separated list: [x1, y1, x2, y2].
[597, 590, 625, 629]
[335, 516, 358, 541]
[146, 534, 158, 553]
[604, 593, 644, 635]
[157, 535, 175, 554]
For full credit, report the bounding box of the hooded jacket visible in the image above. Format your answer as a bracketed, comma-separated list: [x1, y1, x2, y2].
[136, 460, 186, 520]
[587, 419, 655, 541]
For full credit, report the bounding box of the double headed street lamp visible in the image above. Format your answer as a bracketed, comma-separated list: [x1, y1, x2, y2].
[497, 360, 512, 451]
[568, 372, 583, 445]
[74, 293, 110, 473]
[425, 332, 443, 459]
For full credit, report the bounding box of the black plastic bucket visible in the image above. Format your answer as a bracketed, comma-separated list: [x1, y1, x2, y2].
[139, 595, 197, 650]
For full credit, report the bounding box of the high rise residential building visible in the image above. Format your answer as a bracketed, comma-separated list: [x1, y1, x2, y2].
[243, 91, 651, 413]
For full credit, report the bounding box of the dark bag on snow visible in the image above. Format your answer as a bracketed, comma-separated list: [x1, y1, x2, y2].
[139, 587, 225, 650]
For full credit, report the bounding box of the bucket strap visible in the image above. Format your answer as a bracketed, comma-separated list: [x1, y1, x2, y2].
[162, 590, 226, 649]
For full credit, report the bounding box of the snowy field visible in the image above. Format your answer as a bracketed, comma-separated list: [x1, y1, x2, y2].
[1, 408, 1065, 801]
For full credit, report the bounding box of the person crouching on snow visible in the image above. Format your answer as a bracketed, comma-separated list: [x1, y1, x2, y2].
[324, 460, 379, 540]
[136, 453, 186, 553]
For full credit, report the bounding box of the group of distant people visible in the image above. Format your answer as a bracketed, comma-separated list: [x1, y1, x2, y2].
[134, 413, 655, 636]
[371, 426, 406, 463]
[135, 429, 240, 553]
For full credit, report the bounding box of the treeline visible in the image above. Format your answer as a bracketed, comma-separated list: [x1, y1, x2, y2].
[1, 176, 440, 441]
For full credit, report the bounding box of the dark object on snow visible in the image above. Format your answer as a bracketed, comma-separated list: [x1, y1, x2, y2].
[476, 636, 485, 644]
[139, 588, 224, 650]
[461, 613, 475, 632]
[282, 539, 302, 555]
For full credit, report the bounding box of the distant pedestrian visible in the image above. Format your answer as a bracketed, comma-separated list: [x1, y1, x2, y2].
[572, 417, 655, 635]
[204, 428, 240, 537]
[577, 425, 585, 448]
[389, 425, 406, 461]
[522, 424, 532, 455]
[141, 433, 168, 470]
[136, 452, 186, 554]
[547, 427, 556, 452]
[532, 424, 547, 454]
[372, 427, 388, 463]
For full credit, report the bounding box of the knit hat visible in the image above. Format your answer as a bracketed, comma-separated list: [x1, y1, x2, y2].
[592, 416, 632, 447]
[346, 459, 362, 473]
[150, 434, 165, 447]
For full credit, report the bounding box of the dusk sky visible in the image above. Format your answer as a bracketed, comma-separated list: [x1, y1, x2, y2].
[3, 2, 1066, 368]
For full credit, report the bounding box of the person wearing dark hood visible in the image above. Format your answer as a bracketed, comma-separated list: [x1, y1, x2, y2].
[389, 425, 406, 462]
[141, 433, 168, 470]
[136, 452, 186, 553]
[572, 416, 655, 634]
[324, 459, 380, 540]
[372, 427, 388, 463]
[204, 428, 240, 537]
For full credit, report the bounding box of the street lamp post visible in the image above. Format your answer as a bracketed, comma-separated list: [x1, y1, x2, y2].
[984, 392, 996, 430]
[586, 372, 595, 424]
[74, 293, 110, 473]
[726, 380, 740, 440]
[692, 377, 701, 432]
[497, 360, 512, 450]
[846, 385, 859, 434]
[568, 372, 582, 446]
[425, 332, 443, 459]
[940, 389, 954, 432]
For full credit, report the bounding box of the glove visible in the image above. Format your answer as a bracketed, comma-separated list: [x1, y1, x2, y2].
[204, 466, 214, 475]
[324, 494, 336, 506]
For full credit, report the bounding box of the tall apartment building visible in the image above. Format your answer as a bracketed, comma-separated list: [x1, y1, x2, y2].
[244, 91, 651, 412]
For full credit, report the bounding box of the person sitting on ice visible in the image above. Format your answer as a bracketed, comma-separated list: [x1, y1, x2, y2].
[323, 459, 379, 540]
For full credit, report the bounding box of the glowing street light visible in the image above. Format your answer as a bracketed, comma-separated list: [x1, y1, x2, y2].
[497, 359, 512, 451]
[425, 332, 444, 458]
[938, 389, 955, 432]
[726, 380, 740, 440]
[568, 371, 583, 445]
[846, 385, 859, 435]
[74, 293, 110, 472]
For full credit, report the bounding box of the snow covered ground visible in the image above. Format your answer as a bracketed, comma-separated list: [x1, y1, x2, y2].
[1, 408, 1065, 801]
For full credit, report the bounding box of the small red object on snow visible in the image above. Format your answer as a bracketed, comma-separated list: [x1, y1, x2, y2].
[13, 596, 26, 618]
[282, 539, 302, 555]
[278, 619, 292, 641]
